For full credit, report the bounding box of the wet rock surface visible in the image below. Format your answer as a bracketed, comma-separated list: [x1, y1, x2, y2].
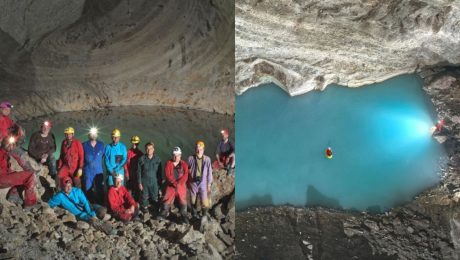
[236, 68, 460, 260]
[0, 167, 235, 259]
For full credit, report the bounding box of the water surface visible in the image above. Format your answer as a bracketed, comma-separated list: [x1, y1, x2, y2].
[19, 106, 233, 164]
[236, 75, 446, 212]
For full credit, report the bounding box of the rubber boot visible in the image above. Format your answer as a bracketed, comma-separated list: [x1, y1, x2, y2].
[157, 204, 169, 221]
[191, 206, 199, 219]
[132, 207, 141, 222]
[7, 193, 23, 205]
[202, 208, 209, 219]
[180, 205, 189, 225]
[199, 208, 210, 233]
[141, 206, 149, 213]
[152, 201, 160, 216]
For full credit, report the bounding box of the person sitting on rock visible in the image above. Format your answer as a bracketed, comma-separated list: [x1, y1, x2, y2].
[431, 118, 445, 135]
[137, 141, 162, 213]
[28, 120, 57, 178]
[48, 176, 105, 221]
[0, 136, 38, 208]
[158, 147, 189, 224]
[108, 174, 139, 222]
[105, 129, 127, 187]
[187, 141, 213, 220]
[213, 129, 235, 174]
[57, 127, 84, 188]
[124, 135, 143, 194]
[82, 128, 105, 205]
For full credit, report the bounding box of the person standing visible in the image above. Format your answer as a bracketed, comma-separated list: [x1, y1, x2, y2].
[158, 147, 189, 224]
[137, 142, 162, 213]
[82, 128, 105, 204]
[57, 127, 84, 188]
[187, 141, 213, 219]
[125, 136, 143, 193]
[104, 129, 127, 187]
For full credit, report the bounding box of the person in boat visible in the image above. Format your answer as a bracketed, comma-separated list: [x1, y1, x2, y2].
[325, 147, 333, 158]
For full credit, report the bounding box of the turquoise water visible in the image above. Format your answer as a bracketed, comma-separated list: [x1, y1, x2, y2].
[18, 106, 233, 165]
[236, 75, 446, 212]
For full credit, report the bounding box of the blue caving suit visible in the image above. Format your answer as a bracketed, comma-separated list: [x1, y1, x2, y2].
[104, 142, 127, 186]
[82, 140, 105, 191]
[48, 187, 96, 221]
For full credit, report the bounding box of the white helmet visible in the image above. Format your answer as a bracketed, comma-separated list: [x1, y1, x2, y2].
[172, 146, 182, 155]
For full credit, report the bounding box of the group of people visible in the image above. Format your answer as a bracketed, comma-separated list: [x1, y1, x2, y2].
[0, 100, 235, 226]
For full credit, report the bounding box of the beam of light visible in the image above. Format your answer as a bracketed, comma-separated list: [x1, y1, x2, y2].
[89, 127, 98, 136]
[43, 120, 50, 127]
[373, 111, 435, 154]
[8, 136, 16, 144]
[404, 118, 433, 139]
[379, 109, 434, 138]
[394, 117, 434, 146]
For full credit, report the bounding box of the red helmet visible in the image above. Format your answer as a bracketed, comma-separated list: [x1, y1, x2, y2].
[220, 129, 229, 136]
[60, 176, 72, 188]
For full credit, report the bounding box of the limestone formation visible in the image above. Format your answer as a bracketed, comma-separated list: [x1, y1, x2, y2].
[0, 0, 235, 120]
[236, 0, 460, 95]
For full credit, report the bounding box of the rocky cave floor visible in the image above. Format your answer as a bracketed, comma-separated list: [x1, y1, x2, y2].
[236, 68, 460, 260]
[0, 167, 235, 259]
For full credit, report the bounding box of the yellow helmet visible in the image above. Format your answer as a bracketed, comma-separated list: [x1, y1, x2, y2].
[112, 128, 121, 137]
[64, 127, 75, 134]
[131, 135, 140, 144]
[196, 141, 205, 149]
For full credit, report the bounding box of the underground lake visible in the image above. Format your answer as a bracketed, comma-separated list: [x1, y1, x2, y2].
[18, 106, 233, 166]
[236, 74, 447, 212]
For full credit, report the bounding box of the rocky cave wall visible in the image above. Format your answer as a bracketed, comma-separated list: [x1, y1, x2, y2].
[236, 0, 460, 95]
[0, 0, 235, 120]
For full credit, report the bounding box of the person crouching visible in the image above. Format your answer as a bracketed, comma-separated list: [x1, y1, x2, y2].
[108, 174, 139, 222]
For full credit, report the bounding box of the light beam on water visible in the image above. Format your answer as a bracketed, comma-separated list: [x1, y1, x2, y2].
[236, 75, 446, 212]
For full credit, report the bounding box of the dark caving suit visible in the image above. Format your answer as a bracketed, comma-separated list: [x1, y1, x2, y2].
[137, 154, 162, 208]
